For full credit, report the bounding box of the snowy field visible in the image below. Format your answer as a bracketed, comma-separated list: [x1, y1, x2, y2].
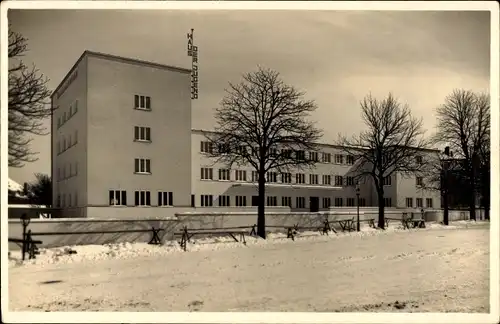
[8, 221, 490, 312]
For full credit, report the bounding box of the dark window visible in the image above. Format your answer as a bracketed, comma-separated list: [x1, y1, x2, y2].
[201, 195, 213, 207]
[134, 190, 151, 206]
[252, 195, 259, 206]
[109, 190, 127, 206]
[158, 191, 173, 206]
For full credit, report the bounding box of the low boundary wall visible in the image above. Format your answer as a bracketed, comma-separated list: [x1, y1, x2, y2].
[8, 218, 179, 250]
[8, 208, 486, 250]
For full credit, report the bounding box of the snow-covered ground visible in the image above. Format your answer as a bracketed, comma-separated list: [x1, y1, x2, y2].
[8, 221, 490, 312]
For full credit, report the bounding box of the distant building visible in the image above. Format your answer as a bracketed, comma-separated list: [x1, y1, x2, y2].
[51, 51, 441, 218]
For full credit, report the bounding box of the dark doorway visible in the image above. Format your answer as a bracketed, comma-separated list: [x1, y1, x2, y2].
[310, 197, 319, 212]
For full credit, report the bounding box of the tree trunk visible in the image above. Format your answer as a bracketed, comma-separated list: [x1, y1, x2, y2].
[257, 171, 267, 239]
[469, 175, 477, 221]
[481, 168, 490, 221]
[377, 187, 385, 229]
[443, 187, 449, 225]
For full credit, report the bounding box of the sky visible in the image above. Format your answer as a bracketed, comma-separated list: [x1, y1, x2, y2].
[7, 9, 491, 184]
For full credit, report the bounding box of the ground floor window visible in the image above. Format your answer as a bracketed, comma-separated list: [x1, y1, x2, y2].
[201, 194, 213, 207]
[416, 198, 423, 208]
[218, 195, 231, 207]
[266, 196, 278, 206]
[158, 191, 173, 206]
[383, 197, 392, 207]
[426, 198, 433, 208]
[322, 197, 331, 208]
[282, 196, 292, 207]
[134, 190, 151, 206]
[235, 196, 247, 206]
[109, 190, 127, 206]
[406, 197, 413, 208]
[296, 197, 306, 208]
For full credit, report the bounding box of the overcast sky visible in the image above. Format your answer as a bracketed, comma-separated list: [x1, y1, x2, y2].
[8, 9, 490, 184]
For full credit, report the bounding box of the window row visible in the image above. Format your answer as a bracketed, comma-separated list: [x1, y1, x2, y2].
[57, 99, 79, 129]
[134, 95, 152, 111]
[200, 168, 377, 187]
[199, 141, 356, 165]
[56, 162, 79, 182]
[57, 130, 79, 155]
[196, 195, 367, 208]
[108, 190, 173, 206]
[405, 197, 434, 208]
[56, 191, 78, 208]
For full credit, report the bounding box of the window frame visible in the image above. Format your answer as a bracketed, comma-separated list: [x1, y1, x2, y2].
[134, 190, 151, 206]
[134, 95, 152, 111]
[201, 167, 214, 180]
[158, 191, 173, 207]
[405, 197, 413, 208]
[109, 190, 127, 206]
[134, 158, 152, 174]
[201, 194, 214, 207]
[134, 126, 152, 142]
[296, 196, 306, 208]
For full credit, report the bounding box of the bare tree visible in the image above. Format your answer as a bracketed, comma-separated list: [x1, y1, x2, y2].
[478, 146, 490, 220]
[337, 93, 430, 229]
[204, 67, 323, 239]
[8, 28, 52, 167]
[433, 89, 490, 221]
[420, 147, 467, 225]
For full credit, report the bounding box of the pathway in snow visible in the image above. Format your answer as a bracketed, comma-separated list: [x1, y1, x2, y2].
[9, 226, 489, 312]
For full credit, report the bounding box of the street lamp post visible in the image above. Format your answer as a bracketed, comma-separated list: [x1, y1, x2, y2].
[442, 146, 452, 226]
[20, 213, 31, 261]
[356, 182, 360, 232]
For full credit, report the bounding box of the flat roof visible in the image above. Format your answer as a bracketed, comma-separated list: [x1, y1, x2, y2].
[191, 128, 440, 152]
[51, 50, 191, 99]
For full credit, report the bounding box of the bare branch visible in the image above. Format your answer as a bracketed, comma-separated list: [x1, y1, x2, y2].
[8, 27, 52, 167]
[203, 67, 323, 238]
[337, 92, 430, 228]
[432, 89, 490, 220]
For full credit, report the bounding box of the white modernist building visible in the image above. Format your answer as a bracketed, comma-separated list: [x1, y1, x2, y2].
[192, 130, 441, 213]
[51, 51, 440, 218]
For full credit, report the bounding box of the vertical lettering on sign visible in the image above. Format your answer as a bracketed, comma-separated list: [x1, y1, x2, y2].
[187, 28, 199, 100]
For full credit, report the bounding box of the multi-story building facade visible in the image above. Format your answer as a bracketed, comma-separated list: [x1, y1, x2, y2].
[51, 51, 192, 218]
[192, 130, 441, 212]
[51, 51, 440, 218]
